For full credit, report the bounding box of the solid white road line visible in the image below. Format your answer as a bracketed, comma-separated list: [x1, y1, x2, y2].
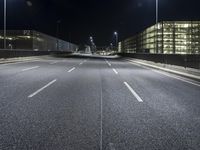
[128, 61, 150, 70]
[0, 60, 39, 68]
[124, 82, 143, 102]
[152, 69, 200, 87]
[68, 67, 76, 73]
[79, 62, 83, 65]
[100, 79, 103, 150]
[128, 61, 200, 87]
[22, 66, 40, 72]
[28, 79, 57, 98]
[50, 61, 58, 64]
[112, 68, 118, 74]
[128, 59, 200, 79]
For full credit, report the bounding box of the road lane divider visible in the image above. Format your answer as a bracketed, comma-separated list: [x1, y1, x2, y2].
[22, 66, 40, 72]
[112, 68, 118, 75]
[124, 82, 143, 102]
[79, 62, 83, 65]
[105, 59, 111, 67]
[68, 67, 76, 73]
[50, 61, 58, 64]
[28, 79, 57, 98]
[107, 62, 111, 66]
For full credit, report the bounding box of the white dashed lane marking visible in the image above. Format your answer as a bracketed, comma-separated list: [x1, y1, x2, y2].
[124, 82, 143, 102]
[28, 79, 57, 98]
[22, 66, 40, 72]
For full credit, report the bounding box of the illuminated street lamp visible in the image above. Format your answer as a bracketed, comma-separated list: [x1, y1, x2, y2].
[114, 32, 118, 52]
[90, 36, 93, 41]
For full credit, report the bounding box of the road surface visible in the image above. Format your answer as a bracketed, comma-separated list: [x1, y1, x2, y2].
[0, 55, 200, 150]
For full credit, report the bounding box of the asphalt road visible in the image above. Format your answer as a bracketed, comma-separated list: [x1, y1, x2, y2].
[0, 55, 200, 150]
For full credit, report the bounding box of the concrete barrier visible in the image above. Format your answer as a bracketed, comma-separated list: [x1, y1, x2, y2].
[118, 53, 200, 69]
[0, 50, 72, 59]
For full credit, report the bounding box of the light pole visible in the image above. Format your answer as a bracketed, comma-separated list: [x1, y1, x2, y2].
[114, 32, 118, 52]
[4, 0, 7, 49]
[156, 0, 158, 24]
[56, 20, 61, 51]
[89, 36, 94, 52]
[156, 0, 159, 53]
[3, 1, 33, 50]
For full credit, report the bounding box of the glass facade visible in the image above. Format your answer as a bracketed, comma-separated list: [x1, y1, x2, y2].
[120, 21, 200, 54]
[0, 30, 78, 52]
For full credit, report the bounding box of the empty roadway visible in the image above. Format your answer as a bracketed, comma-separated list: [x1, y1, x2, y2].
[0, 55, 200, 150]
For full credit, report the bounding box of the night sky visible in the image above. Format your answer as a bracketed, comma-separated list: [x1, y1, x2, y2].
[0, 0, 200, 46]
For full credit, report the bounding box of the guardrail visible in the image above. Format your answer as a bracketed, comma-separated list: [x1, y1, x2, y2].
[0, 50, 72, 59]
[118, 53, 200, 69]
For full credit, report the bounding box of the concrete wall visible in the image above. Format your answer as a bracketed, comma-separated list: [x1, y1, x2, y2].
[119, 53, 200, 69]
[0, 50, 72, 59]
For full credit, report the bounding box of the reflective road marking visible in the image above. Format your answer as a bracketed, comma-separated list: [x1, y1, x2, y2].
[124, 82, 143, 102]
[22, 66, 39, 72]
[28, 79, 57, 98]
[68, 67, 76, 73]
[112, 68, 118, 74]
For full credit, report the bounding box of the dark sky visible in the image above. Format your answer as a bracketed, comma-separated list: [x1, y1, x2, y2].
[0, 0, 200, 46]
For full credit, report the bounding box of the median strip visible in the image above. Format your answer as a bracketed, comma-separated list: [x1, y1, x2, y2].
[22, 66, 40, 72]
[124, 82, 143, 102]
[28, 79, 57, 98]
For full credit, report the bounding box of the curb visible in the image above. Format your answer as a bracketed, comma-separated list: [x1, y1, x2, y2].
[126, 59, 200, 82]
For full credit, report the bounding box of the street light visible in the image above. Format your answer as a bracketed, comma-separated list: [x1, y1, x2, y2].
[4, 0, 6, 49]
[156, 0, 158, 24]
[56, 20, 61, 38]
[156, 0, 159, 53]
[114, 32, 118, 52]
[3, 0, 33, 49]
[56, 20, 61, 51]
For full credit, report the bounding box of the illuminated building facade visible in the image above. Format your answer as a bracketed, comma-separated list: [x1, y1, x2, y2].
[119, 21, 200, 54]
[0, 30, 78, 52]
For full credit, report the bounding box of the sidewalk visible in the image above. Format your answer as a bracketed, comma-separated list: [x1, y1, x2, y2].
[126, 58, 200, 81]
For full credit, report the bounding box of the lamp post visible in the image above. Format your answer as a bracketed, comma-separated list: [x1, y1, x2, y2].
[155, 0, 159, 53]
[56, 20, 61, 51]
[114, 32, 118, 52]
[156, 0, 158, 24]
[4, 0, 6, 49]
[89, 36, 94, 52]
